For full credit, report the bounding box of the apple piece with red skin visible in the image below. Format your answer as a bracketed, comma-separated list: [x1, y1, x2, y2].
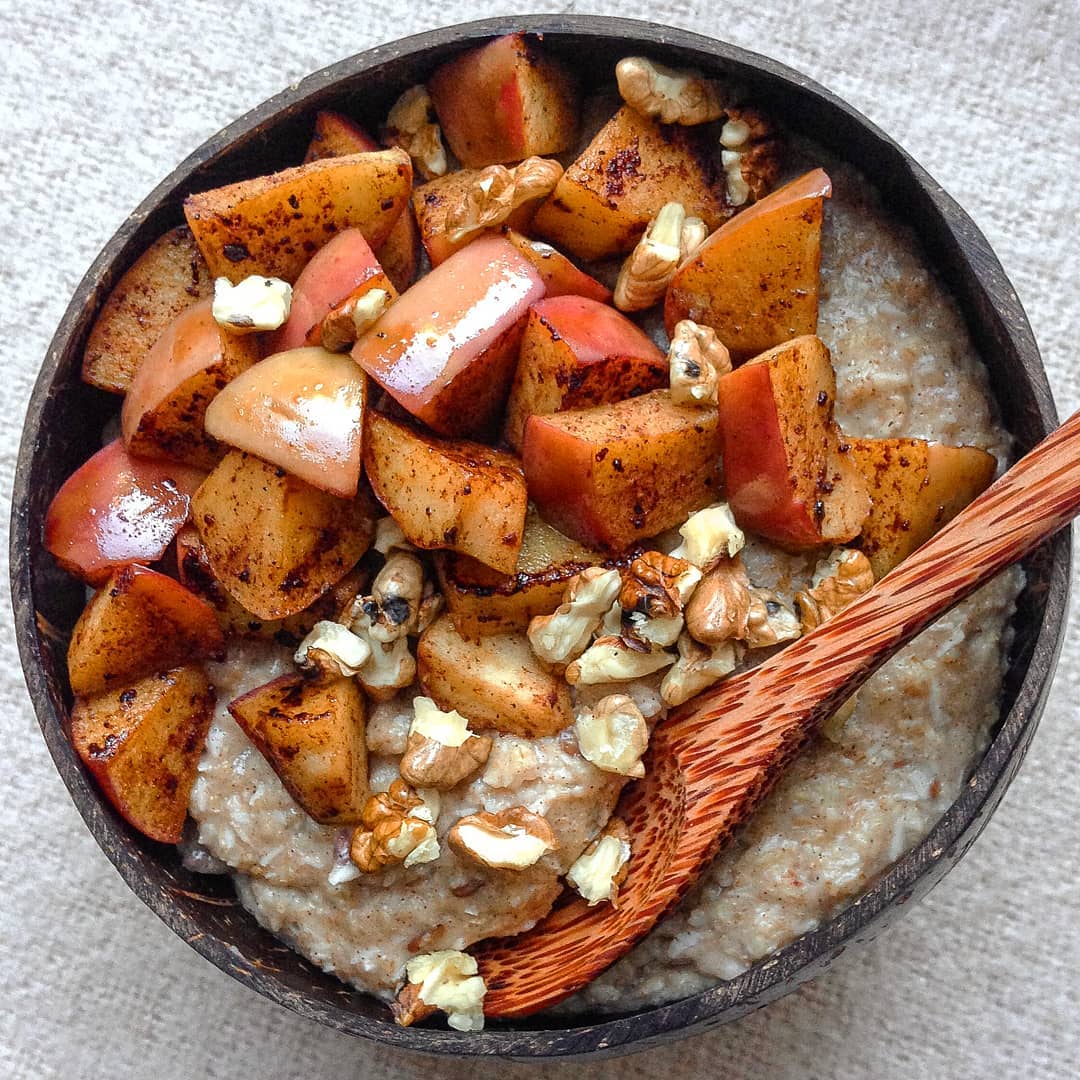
[268, 229, 395, 353]
[67, 564, 225, 698]
[849, 437, 997, 577]
[428, 33, 578, 167]
[716, 334, 870, 550]
[204, 346, 368, 498]
[522, 390, 722, 551]
[665, 169, 832, 361]
[70, 664, 215, 844]
[121, 299, 260, 469]
[352, 235, 545, 439]
[500, 228, 611, 303]
[302, 112, 420, 292]
[504, 296, 668, 450]
[44, 438, 207, 585]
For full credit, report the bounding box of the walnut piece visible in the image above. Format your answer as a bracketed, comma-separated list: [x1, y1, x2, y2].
[444, 157, 563, 246]
[796, 549, 875, 632]
[565, 817, 631, 906]
[349, 780, 440, 873]
[319, 287, 390, 352]
[718, 106, 780, 206]
[684, 557, 753, 646]
[211, 275, 292, 333]
[667, 320, 733, 408]
[398, 696, 492, 790]
[745, 588, 802, 648]
[670, 502, 743, 570]
[447, 806, 557, 870]
[661, 633, 741, 706]
[574, 693, 650, 776]
[619, 551, 699, 619]
[528, 566, 622, 666]
[294, 619, 371, 680]
[565, 635, 675, 686]
[368, 551, 426, 643]
[374, 516, 416, 556]
[382, 85, 447, 181]
[613, 202, 686, 312]
[396, 950, 486, 1032]
[615, 56, 724, 125]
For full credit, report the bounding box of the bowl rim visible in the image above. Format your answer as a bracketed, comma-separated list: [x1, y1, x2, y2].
[10, 13, 1072, 1061]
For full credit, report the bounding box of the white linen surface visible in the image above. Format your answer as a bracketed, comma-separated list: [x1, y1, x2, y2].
[2, 1, 1077, 1076]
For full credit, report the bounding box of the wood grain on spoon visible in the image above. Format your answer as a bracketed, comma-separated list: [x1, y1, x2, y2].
[474, 408, 1080, 1018]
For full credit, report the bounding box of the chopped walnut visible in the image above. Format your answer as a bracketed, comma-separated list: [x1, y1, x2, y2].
[382, 85, 447, 180]
[349, 780, 440, 873]
[615, 56, 724, 125]
[796, 549, 875, 632]
[719, 106, 780, 206]
[670, 502, 743, 571]
[684, 557, 753, 646]
[667, 320, 732, 408]
[528, 566, 622, 666]
[447, 807, 557, 870]
[396, 950, 486, 1031]
[614, 202, 710, 312]
[444, 157, 563, 246]
[319, 287, 390, 352]
[294, 620, 371, 680]
[680, 215, 708, 261]
[373, 516, 416, 556]
[565, 635, 675, 685]
[661, 633, 741, 707]
[212, 275, 292, 333]
[368, 551, 426, 643]
[398, 696, 492, 791]
[565, 817, 631, 907]
[619, 551, 699, 619]
[745, 588, 802, 648]
[574, 693, 650, 776]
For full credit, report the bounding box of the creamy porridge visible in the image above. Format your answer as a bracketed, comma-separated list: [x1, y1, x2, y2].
[179, 159, 1021, 1011]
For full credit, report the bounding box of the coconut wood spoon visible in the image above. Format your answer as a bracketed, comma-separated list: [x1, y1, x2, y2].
[473, 407, 1080, 1019]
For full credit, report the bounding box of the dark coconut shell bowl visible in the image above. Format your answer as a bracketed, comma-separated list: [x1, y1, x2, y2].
[10, 14, 1071, 1061]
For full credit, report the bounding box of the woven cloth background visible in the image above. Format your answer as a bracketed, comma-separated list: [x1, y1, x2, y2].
[2, 2, 1077, 1076]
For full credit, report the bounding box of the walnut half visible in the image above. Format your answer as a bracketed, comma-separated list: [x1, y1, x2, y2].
[444, 157, 563, 246]
[615, 56, 724, 125]
[574, 693, 650, 777]
[614, 203, 706, 312]
[447, 807, 557, 870]
[349, 780, 440, 873]
[667, 321, 732, 409]
[796, 549, 875, 632]
[398, 696, 492, 791]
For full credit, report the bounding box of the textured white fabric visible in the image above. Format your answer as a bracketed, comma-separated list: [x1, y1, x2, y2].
[2, 1, 1078, 1076]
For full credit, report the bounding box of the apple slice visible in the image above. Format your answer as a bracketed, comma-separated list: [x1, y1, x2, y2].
[82, 225, 213, 394]
[204, 347, 368, 498]
[716, 334, 870, 550]
[67, 565, 225, 697]
[364, 410, 527, 574]
[44, 439, 207, 585]
[850, 438, 997, 576]
[267, 229, 395, 353]
[522, 390, 722, 551]
[428, 33, 579, 167]
[302, 112, 420, 292]
[437, 506, 633, 638]
[531, 106, 727, 262]
[504, 296, 668, 450]
[70, 664, 214, 843]
[228, 673, 368, 825]
[500, 228, 611, 303]
[121, 299, 260, 468]
[352, 235, 545, 439]
[665, 168, 832, 361]
[191, 450, 376, 619]
[184, 149, 411, 282]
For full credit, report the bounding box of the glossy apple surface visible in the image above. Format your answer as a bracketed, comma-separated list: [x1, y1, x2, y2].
[716, 334, 869, 549]
[504, 296, 667, 449]
[44, 439, 206, 584]
[522, 390, 722, 551]
[500, 229, 611, 303]
[666, 168, 832, 360]
[353, 235, 545, 438]
[204, 346, 368, 497]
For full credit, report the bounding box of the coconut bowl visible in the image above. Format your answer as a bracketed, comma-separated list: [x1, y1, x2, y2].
[10, 14, 1071, 1061]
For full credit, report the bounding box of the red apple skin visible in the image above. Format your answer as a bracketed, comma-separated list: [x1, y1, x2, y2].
[716, 360, 824, 547]
[44, 439, 207, 585]
[269, 229, 385, 353]
[501, 228, 611, 303]
[204, 347, 368, 497]
[352, 235, 546, 439]
[504, 296, 668, 449]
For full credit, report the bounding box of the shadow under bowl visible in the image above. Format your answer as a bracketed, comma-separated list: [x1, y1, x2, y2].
[9, 14, 1072, 1062]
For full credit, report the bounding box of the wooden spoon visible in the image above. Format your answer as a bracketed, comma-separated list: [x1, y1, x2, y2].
[473, 408, 1080, 1019]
